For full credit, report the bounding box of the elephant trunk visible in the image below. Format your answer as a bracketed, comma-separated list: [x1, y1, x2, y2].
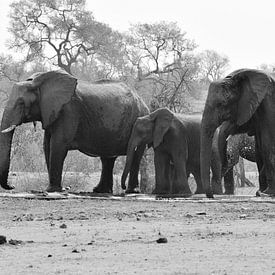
[121, 138, 139, 190]
[200, 107, 220, 198]
[0, 108, 16, 190]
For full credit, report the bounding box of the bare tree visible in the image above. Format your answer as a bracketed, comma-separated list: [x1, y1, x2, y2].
[124, 21, 198, 112]
[199, 49, 229, 82]
[8, 0, 122, 74]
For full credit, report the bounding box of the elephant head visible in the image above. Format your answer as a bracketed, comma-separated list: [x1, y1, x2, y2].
[121, 108, 174, 189]
[200, 69, 273, 198]
[0, 70, 77, 190]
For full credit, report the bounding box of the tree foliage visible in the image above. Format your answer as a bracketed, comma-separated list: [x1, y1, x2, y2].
[8, 0, 123, 74]
[0, 55, 26, 82]
[258, 63, 275, 73]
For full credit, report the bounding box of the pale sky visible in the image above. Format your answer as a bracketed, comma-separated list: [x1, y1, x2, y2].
[0, 0, 275, 72]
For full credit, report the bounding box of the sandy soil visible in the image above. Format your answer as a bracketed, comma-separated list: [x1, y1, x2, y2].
[0, 194, 274, 275]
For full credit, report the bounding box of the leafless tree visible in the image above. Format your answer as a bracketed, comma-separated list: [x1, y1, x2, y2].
[8, 0, 122, 74]
[124, 21, 199, 112]
[199, 49, 229, 82]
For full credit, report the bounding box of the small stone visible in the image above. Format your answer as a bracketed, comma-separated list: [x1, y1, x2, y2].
[26, 240, 34, 243]
[156, 237, 168, 244]
[48, 254, 52, 258]
[72, 249, 80, 253]
[8, 239, 23, 245]
[59, 223, 67, 229]
[196, 212, 207, 215]
[0, 235, 7, 245]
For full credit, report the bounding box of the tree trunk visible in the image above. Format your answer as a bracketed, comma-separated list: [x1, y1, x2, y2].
[239, 157, 246, 187]
[139, 152, 149, 193]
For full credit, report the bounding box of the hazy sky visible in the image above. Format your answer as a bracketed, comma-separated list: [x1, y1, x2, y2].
[0, 0, 275, 71]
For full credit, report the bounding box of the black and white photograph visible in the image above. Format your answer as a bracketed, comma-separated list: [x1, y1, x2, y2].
[0, 0, 274, 274]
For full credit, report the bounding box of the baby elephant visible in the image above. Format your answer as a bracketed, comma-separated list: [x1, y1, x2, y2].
[121, 108, 203, 195]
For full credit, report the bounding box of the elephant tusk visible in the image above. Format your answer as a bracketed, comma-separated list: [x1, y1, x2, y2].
[226, 135, 232, 141]
[1, 125, 17, 133]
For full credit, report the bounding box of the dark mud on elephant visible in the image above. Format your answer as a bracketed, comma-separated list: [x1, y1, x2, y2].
[211, 124, 256, 195]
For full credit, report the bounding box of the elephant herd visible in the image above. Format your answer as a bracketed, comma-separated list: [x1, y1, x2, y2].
[0, 69, 274, 198]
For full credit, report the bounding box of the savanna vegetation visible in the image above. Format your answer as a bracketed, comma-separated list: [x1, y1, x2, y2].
[1, 0, 259, 192]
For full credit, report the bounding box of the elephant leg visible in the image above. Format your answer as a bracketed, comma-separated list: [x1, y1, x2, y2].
[211, 160, 223, 195]
[172, 157, 191, 195]
[261, 149, 275, 195]
[46, 136, 68, 192]
[194, 169, 204, 194]
[255, 130, 275, 196]
[255, 142, 267, 193]
[93, 157, 116, 193]
[46, 108, 78, 192]
[153, 151, 170, 194]
[43, 130, 51, 172]
[258, 165, 266, 192]
[126, 144, 146, 193]
[224, 168, 235, 195]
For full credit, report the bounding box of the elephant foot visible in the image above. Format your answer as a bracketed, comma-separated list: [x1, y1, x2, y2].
[224, 190, 234, 195]
[176, 191, 193, 197]
[125, 187, 140, 194]
[195, 188, 204, 194]
[257, 187, 275, 197]
[211, 180, 223, 195]
[93, 184, 112, 194]
[1, 183, 15, 190]
[206, 188, 214, 199]
[46, 185, 64, 193]
[212, 187, 223, 195]
[152, 189, 169, 195]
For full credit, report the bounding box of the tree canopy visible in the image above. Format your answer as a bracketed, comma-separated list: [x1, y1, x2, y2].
[8, 0, 122, 74]
[123, 22, 199, 111]
[3, 1, 231, 112]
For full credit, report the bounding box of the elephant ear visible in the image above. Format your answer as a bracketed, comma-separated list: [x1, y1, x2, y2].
[150, 108, 174, 148]
[232, 69, 273, 126]
[29, 70, 77, 129]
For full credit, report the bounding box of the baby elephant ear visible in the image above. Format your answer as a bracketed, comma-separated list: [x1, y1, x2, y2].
[150, 108, 174, 148]
[30, 70, 77, 129]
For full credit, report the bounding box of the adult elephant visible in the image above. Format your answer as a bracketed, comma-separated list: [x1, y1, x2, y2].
[201, 68, 274, 198]
[0, 70, 149, 193]
[121, 108, 204, 195]
[211, 123, 255, 194]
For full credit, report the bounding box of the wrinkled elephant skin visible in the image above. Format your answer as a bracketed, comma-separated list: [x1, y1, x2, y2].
[0, 70, 149, 193]
[201, 69, 275, 198]
[122, 108, 204, 195]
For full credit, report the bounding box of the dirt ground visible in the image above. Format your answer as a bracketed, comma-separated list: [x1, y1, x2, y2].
[0, 192, 274, 275]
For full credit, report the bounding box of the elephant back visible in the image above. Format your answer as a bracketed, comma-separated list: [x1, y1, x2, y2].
[75, 81, 149, 151]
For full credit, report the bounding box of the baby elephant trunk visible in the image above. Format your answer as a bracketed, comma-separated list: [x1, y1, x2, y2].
[121, 141, 137, 190]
